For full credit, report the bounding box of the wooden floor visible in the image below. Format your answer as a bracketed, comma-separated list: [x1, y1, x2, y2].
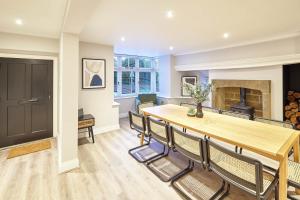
[0, 118, 289, 200]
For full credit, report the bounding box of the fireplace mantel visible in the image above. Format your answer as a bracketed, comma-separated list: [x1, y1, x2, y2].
[212, 79, 271, 118]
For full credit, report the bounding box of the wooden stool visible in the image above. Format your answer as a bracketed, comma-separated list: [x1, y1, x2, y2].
[78, 114, 95, 143]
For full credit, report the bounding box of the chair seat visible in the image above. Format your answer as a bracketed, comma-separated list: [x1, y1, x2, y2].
[211, 148, 275, 193]
[288, 160, 300, 185]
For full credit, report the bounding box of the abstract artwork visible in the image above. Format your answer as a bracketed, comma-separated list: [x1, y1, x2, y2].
[82, 58, 106, 89]
[181, 76, 197, 96]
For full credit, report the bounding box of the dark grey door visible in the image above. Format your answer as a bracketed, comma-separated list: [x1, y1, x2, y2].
[0, 58, 53, 148]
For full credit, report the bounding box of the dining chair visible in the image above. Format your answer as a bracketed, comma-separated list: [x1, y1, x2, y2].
[221, 110, 251, 120]
[146, 117, 183, 182]
[128, 111, 167, 163]
[288, 161, 300, 199]
[254, 117, 295, 129]
[205, 139, 279, 200]
[170, 126, 226, 199]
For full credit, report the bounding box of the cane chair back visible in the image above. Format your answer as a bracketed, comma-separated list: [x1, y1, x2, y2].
[128, 111, 146, 134]
[170, 126, 204, 164]
[254, 117, 294, 129]
[206, 140, 276, 197]
[221, 110, 251, 120]
[147, 117, 169, 145]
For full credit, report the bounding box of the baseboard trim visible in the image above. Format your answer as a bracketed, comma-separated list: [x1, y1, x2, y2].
[78, 124, 120, 138]
[119, 112, 128, 118]
[58, 158, 79, 173]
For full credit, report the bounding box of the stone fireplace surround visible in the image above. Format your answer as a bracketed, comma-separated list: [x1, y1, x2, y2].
[212, 80, 271, 118]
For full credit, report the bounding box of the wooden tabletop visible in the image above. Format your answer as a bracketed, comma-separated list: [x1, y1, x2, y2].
[142, 104, 299, 161]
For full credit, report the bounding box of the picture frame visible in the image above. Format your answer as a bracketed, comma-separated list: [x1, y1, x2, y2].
[181, 76, 197, 96]
[82, 58, 106, 89]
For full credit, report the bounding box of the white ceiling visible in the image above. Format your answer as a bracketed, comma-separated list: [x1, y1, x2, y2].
[80, 0, 300, 56]
[0, 0, 67, 38]
[0, 0, 300, 56]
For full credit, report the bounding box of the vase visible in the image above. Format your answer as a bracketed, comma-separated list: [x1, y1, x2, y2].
[196, 103, 204, 118]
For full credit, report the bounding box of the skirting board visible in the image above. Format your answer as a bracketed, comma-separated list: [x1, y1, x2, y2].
[78, 124, 120, 138]
[58, 158, 79, 173]
[119, 112, 129, 118]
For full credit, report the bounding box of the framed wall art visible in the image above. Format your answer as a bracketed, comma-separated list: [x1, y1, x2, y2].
[82, 58, 106, 89]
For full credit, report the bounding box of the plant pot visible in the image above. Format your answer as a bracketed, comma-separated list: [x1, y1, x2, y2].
[196, 103, 204, 118]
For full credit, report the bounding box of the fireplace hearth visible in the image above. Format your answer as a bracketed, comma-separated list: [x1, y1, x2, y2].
[230, 88, 255, 119]
[212, 80, 271, 119]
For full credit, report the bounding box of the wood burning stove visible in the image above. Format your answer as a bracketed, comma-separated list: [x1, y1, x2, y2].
[230, 88, 255, 120]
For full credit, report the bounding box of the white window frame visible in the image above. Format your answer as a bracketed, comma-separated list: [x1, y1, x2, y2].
[114, 55, 159, 98]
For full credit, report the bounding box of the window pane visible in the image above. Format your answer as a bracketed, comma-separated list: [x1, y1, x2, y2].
[139, 72, 151, 93]
[121, 57, 128, 68]
[114, 57, 118, 68]
[129, 58, 135, 68]
[156, 72, 159, 92]
[139, 58, 151, 68]
[122, 72, 135, 94]
[114, 71, 118, 93]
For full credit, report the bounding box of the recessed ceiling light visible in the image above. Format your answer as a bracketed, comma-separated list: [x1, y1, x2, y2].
[15, 18, 23, 25]
[169, 46, 174, 50]
[166, 10, 174, 18]
[121, 36, 125, 42]
[223, 33, 229, 39]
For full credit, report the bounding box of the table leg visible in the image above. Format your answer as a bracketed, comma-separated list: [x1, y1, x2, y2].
[140, 131, 145, 145]
[293, 136, 300, 194]
[279, 155, 288, 200]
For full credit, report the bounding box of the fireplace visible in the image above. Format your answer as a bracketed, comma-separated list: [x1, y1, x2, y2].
[230, 88, 255, 119]
[212, 80, 271, 119]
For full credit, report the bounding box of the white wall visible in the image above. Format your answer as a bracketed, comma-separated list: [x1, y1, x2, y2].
[158, 55, 182, 98]
[0, 32, 59, 55]
[209, 66, 283, 120]
[79, 42, 119, 133]
[115, 97, 136, 117]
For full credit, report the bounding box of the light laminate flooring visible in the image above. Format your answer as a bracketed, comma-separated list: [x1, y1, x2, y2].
[0, 118, 292, 200]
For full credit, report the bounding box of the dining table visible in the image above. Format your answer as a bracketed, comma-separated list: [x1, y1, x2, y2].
[141, 104, 300, 200]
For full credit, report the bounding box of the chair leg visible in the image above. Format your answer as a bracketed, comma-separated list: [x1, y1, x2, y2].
[218, 183, 230, 200]
[209, 180, 227, 200]
[90, 127, 95, 143]
[128, 139, 166, 163]
[147, 149, 194, 182]
[88, 127, 91, 137]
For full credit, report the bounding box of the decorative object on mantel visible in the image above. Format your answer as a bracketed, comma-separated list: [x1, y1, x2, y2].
[82, 58, 106, 89]
[181, 76, 197, 96]
[284, 91, 300, 130]
[183, 83, 211, 118]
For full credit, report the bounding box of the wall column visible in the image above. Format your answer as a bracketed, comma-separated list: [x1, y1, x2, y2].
[57, 32, 79, 173]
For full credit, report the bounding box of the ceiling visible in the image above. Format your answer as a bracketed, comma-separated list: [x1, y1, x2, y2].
[80, 0, 300, 56]
[0, 0, 299, 56]
[0, 0, 67, 38]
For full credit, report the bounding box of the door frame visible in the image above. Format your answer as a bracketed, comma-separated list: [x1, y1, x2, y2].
[0, 53, 58, 138]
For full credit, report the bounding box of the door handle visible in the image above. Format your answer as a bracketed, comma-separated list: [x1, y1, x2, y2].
[27, 98, 39, 103]
[28, 98, 38, 103]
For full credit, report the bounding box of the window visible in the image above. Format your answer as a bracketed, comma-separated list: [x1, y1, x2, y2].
[114, 71, 118, 93]
[156, 72, 159, 92]
[139, 72, 151, 93]
[122, 71, 135, 94]
[114, 55, 159, 97]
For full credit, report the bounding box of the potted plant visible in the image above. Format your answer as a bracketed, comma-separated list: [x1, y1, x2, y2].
[183, 83, 211, 118]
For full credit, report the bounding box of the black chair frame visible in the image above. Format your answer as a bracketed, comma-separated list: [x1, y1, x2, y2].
[128, 112, 167, 163]
[205, 139, 279, 200]
[170, 127, 229, 199]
